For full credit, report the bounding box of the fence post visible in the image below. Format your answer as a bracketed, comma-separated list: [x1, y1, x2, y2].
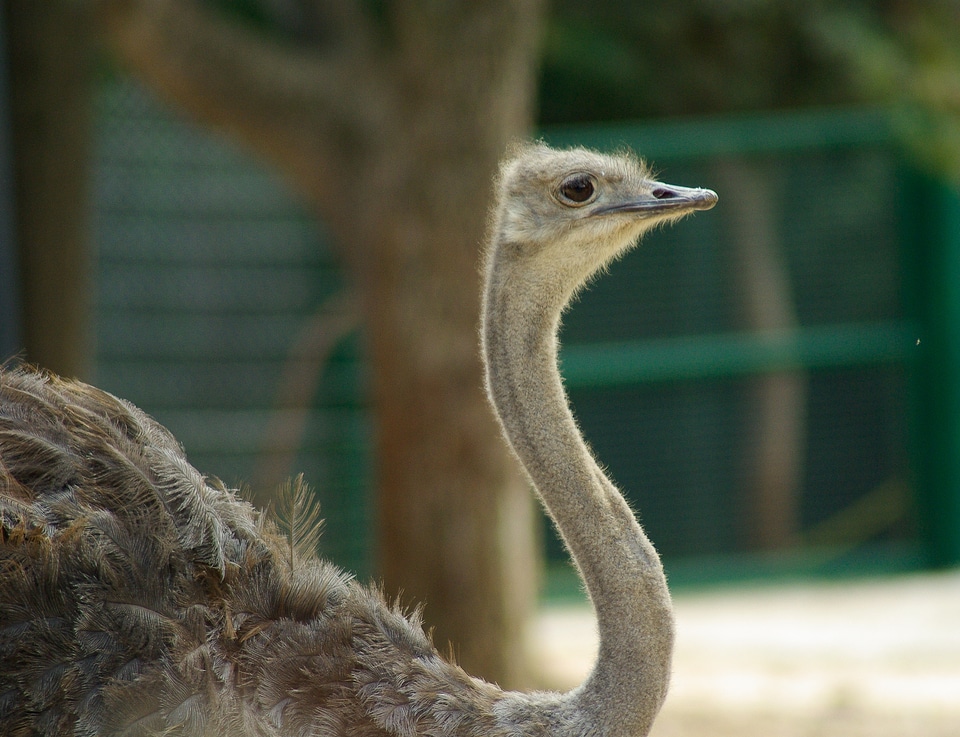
[909, 174, 960, 567]
[0, 10, 21, 361]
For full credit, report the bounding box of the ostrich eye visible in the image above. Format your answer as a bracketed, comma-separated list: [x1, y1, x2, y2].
[558, 174, 596, 205]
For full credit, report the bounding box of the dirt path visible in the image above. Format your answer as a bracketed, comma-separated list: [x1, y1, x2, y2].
[529, 570, 960, 736]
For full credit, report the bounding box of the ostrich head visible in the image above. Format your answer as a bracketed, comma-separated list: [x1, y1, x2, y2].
[489, 143, 717, 299]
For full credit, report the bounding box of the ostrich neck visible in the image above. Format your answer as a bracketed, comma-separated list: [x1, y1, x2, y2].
[483, 259, 674, 736]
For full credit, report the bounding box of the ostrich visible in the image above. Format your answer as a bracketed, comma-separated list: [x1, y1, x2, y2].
[0, 143, 716, 736]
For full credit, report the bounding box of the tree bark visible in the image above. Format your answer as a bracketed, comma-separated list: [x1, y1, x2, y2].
[92, 0, 544, 686]
[6, 1, 94, 379]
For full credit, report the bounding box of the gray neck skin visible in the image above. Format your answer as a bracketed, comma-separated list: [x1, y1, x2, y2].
[482, 257, 674, 737]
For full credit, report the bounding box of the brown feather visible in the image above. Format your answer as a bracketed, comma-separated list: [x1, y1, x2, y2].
[0, 367, 502, 736]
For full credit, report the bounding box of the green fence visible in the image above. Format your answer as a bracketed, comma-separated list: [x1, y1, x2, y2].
[544, 108, 960, 582]
[93, 81, 960, 584]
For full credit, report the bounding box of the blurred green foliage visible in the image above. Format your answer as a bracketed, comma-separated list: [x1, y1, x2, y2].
[539, 1, 853, 121]
[541, 0, 960, 181]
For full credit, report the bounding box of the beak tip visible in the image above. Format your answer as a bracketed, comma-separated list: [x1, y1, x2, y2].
[695, 188, 719, 211]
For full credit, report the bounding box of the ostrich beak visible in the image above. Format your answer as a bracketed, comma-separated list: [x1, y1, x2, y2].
[594, 183, 718, 217]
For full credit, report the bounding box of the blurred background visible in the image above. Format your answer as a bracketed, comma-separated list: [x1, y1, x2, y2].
[3, 2, 960, 733]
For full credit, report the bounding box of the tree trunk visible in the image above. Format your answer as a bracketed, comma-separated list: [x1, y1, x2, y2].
[345, 10, 543, 683]
[92, 0, 545, 686]
[5, 1, 94, 379]
[714, 158, 807, 551]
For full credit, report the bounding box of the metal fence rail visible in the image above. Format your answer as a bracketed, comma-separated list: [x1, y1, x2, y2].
[562, 321, 915, 387]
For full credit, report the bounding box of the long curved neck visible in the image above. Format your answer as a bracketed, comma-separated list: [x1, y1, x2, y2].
[482, 253, 674, 736]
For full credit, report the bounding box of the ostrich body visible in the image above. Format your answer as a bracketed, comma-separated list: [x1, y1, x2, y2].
[0, 144, 716, 736]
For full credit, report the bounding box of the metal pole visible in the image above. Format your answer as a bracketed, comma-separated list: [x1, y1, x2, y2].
[909, 173, 960, 567]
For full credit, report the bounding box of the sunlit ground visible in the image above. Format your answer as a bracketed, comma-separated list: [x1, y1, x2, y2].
[528, 570, 960, 736]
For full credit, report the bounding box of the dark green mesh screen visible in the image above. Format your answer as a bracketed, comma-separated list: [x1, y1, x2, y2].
[555, 146, 915, 571]
[93, 80, 372, 576]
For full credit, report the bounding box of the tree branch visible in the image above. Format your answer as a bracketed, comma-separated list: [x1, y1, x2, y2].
[93, 0, 386, 204]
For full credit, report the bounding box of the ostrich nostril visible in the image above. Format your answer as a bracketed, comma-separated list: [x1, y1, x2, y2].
[651, 188, 675, 200]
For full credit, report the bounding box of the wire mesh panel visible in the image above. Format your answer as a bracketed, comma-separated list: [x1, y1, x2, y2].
[93, 79, 372, 576]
